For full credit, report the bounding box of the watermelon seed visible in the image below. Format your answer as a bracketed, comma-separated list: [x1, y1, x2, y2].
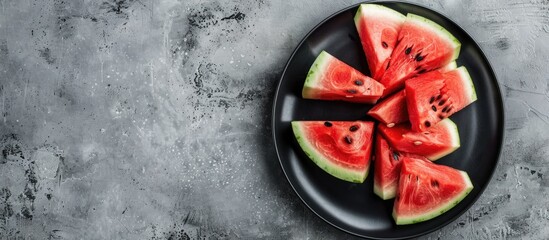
[436, 95, 442, 101]
[382, 41, 388, 48]
[349, 125, 359, 132]
[413, 141, 422, 145]
[429, 96, 435, 104]
[405, 46, 412, 55]
[431, 180, 439, 188]
[387, 123, 395, 128]
[415, 53, 424, 61]
[442, 106, 449, 113]
[438, 115, 444, 120]
[324, 121, 332, 127]
[346, 89, 358, 94]
[425, 121, 431, 127]
[385, 61, 390, 70]
[418, 69, 426, 74]
[438, 99, 446, 106]
[392, 151, 400, 161]
[354, 80, 363, 86]
[431, 106, 437, 112]
[416, 176, 419, 182]
[344, 136, 353, 144]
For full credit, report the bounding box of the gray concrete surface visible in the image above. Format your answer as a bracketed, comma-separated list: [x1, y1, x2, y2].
[0, 0, 548, 239]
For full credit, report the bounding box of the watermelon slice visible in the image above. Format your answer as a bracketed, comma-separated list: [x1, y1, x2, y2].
[354, 4, 405, 80]
[378, 118, 460, 161]
[368, 61, 457, 127]
[368, 90, 409, 127]
[406, 66, 477, 132]
[380, 14, 461, 96]
[291, 121, 375, 183]
[393, 157, 473, 225]
[302, 51, 385, 104]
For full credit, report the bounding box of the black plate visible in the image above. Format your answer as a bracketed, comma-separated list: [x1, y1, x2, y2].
[271, 1, 504, 239]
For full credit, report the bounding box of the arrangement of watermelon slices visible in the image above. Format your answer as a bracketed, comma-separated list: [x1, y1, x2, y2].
[290, 3, 477, 225]
[368, 61, 457, 127]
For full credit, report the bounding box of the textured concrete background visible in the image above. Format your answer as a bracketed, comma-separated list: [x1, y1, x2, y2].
[0, 0, 548, 239]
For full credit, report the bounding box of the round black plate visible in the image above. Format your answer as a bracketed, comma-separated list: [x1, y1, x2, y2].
[272, 1, 504, 239]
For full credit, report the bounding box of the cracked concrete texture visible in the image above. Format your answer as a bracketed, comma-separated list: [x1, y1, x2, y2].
[0, 0, 547, 239]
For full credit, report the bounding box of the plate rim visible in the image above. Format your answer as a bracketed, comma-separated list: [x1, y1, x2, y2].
[271, 1, 505, 239]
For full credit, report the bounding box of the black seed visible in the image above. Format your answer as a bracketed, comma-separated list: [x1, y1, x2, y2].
[436, 95, 442, 100]
[344, 136, 353, 144]
[431, 180, 439, 187]
[415, 53, 424, 61]
[448, 106, 454, 113]
[349, 125, 359, 132]
[418, 69, 426, 74]
[385, 61, 390, 70]
[392, 151, 400, 161]
[346, 89, 358, 94]
[354, 80, 363, 86]
[405, 46, 412, 55]
[425, 121, 431, 127]
[438, 115, 444, 120]
[438, 99, 446, 106]
[324, 121, 332, 127]
[442, 106, 449, 113]
[431, 106, 437, 111]
[382, 41, 388, 48]
[416, 176, 419, 181]
[429, 96, 435, 104]
[415, 66, 422, 70]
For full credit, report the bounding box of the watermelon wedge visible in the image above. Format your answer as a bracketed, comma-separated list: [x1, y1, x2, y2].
[368, 61, 457, 127]
[302, 51, 385, 104]
[378, 118, 460, 161]
[380, 14, 461, 96]
[406, 66, 477, 132]
[368, 90, 409, 127]
[393, 157, 473, 225]
[291, 121, 375, 183]
[354, 4, 405, 80]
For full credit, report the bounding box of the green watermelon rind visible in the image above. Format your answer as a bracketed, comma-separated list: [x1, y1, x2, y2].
[393, 171, 473, 225]
[456, 66, 478, 103]
[374, 181, 397, 200]
[291, 121, 369, 183]
[406, 13, 461, 61]
[302, 51, 332, 99]
[426, 118, 461, 161]
[439, 60, 457, 72]
[353, 4, 406, 26]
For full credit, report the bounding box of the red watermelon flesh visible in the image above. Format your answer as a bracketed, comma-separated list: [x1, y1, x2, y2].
[302, 51, 385, 104]
[406, 66, 477, 132]
[380, 14, 461, 96]
[373, 134, 430, 200]
[368, 90, 408, 127]
[368, 61, 457, 127]
[393, 157, 473, 225]
[354, 4, 405, 80]
[291, 121, 375, 183]
[378, 118, 460, 161]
